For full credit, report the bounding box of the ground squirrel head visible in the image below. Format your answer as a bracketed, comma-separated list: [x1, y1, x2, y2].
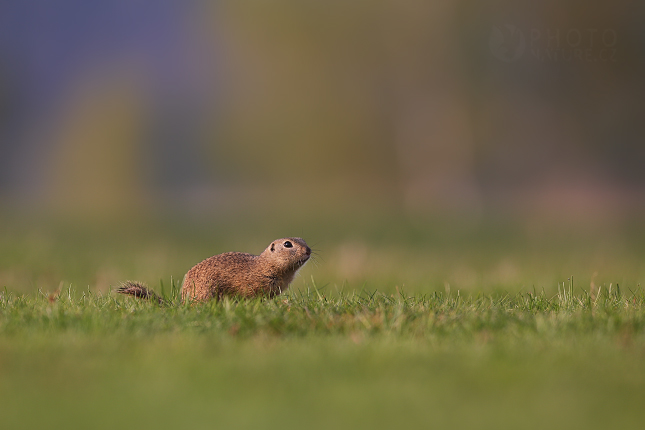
[261, 237, 311, 271]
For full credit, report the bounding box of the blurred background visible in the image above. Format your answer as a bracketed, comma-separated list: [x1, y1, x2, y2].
[1, 0, 644, 294]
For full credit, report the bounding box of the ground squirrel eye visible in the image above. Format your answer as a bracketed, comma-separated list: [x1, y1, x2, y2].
[283, 241, 293, 248]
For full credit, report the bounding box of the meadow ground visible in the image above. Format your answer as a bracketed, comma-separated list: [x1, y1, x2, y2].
[1, 214, 644, 429]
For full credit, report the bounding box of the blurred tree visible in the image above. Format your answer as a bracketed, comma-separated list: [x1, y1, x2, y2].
[0, 0, 643, 220]
[46, 70, 148, 217]
[203, 1, 480, 212]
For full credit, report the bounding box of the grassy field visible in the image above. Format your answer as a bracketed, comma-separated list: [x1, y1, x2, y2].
[2, 285, 645, 429]
[1, 214, 645, 429]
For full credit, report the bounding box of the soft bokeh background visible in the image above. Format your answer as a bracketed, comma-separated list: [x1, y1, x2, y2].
[1, 0, 644, 294]
[2, 4, 645, 430]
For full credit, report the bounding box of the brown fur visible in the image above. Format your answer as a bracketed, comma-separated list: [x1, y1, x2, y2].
[117, 280, 165, 304]
[118, 237, 311, 302]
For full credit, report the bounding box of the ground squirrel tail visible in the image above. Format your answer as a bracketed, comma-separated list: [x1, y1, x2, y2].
[117, 281, 166, 305]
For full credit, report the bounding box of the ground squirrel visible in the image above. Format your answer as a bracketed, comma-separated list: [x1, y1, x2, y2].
[118, 237, 311, 302]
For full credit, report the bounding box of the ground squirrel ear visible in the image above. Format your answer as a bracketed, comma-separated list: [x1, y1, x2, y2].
[270, 243, 275, 251]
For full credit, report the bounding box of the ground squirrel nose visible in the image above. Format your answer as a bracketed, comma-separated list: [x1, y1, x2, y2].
[306, 246, 311, 255]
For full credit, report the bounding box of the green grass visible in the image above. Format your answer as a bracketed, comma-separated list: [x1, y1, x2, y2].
[1, 285, 645, 430]
[2, 214, 645, 429]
